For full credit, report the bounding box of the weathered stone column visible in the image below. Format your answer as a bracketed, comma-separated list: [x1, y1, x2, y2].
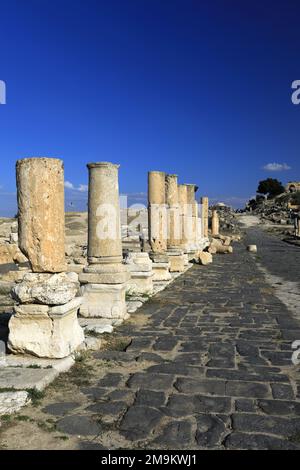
[79, 162, 129, 319]
[148, 171, 167, 253]
[87, 162, 122, 264]
[8, 158, 84, 358]
[16, 158, 66, 273]
[165, 174, 185, 272]
[211, 210, 220, 236]
[148, 171, 171, 281]
[165, 174, 181, 249]
[201, 197, 209, 238]
[178, 184, 188, 251]
[186, 184, 197, 255]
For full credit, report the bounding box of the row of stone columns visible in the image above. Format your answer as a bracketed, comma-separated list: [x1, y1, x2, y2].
[7, 157, 210, 359]
[148, 171, 209, 262]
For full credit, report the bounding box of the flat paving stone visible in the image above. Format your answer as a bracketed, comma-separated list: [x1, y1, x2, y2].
[225, 432, 300, 450]
[120, 405, 164, 440]
[56, 415, 101, 436]
[195, 414, 227, 448]
[42, 402, 80, 416]
[0, 367, 58, 391]
[153, 420, 193, 448]
[127, 372, 175, 390]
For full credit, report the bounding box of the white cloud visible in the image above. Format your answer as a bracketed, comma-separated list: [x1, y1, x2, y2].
[64, 181, 74, 189]
[263, 162, 291, 172]
[78, 184, 88, 192]
[64, 181, 88, 192]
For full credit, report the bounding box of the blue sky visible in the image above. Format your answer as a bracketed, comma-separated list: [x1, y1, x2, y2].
[0, 0, 300, 216]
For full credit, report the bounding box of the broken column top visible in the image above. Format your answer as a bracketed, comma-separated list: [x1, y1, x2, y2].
[148, 171, 166, 205]
[87, 162, 120, 169]
[16, 157, 66, 273]
[16, 156, 63, 167]
[178, 184, 188, 203]
[165, 174, 178, 206]
[185, 184, 197, 203]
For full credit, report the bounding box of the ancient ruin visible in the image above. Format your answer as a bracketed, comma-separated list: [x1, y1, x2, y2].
[79, 162, 129, 319]
[165, 174, 185, 272]
[148, 171, 171, 282]
[211, 209, 220, 236]
[201, 196, 209, 238]
[8, 158, 84, 358]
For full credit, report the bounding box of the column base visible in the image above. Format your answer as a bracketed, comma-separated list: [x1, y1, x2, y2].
[167, 251, 185, 272]
[127, 271, 154, 295]
[8, 298, 84, 359]
[152, 262, 172, 281]
[80, 282, 127, 319]
[125, 252, 153, 295]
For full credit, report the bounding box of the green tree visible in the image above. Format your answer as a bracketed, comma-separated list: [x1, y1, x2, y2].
[257, 178, 285, 199]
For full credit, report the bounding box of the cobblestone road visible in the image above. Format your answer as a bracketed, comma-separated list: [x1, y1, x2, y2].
[1, 230, 300, 450]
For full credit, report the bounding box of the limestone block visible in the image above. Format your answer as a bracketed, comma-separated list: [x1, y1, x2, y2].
[9, 233, 18, 244]
[215, 245, 233, 254]
[198, 252, 213, 265]
[16, 158, 66, 273]
[183, 253, 189, 266]
[150, 252, 169, 263]
[125, 252, 153, 273]
[152, 263, 172, 281]
[127, 271, 154, 295]
[0, 244, 28, 265]
[168, 254, 185, 272]
[79, 283, 127, 319]
[8, 298, 84, 358]
[208, 245, 217, 254]
[0, 391, 30, 415]
[210, 238, 224, 247]
[247, 244, 257, 253]
[80, 263, 129, 285]
[12, 272, 79, 305]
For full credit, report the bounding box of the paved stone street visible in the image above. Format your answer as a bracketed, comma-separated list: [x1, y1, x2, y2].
[1, 227, 300, 450]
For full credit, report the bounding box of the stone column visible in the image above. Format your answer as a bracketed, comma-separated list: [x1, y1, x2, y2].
[8, 158, 84, 358]
[148, 171, 171, 281]
[79, 162, 129, 320]
[178, 184, 189, 265]
[196, 198, 210, 252]
[201, 197, 209, 238]
[211, 210, 220, 236]
[186, 184, 197, 254]
[165, 174, 185, 272]
[16, 158, 66, 273]
[148, 171, 167, 253]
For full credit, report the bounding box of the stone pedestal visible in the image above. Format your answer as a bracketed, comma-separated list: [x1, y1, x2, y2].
[8, 298, 84, 358]
[79, 162, 128, 320]
[151, 262, 171, 281]
[125, 252, 153, 295]
[8, 158, 84, 359]
[167, 251, 185, 272]
[80, 282, 127, 319]
[149, 253, 171, 281]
